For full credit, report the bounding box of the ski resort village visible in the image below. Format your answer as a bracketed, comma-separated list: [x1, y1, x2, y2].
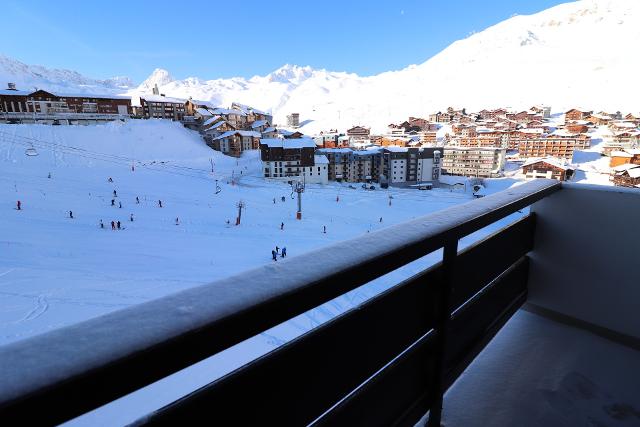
[1, 0, 639, 426]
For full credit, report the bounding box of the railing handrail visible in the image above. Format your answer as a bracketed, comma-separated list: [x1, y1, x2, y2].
[0, 179, 560, 423]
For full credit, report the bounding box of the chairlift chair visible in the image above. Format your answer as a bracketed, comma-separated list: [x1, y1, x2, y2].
[25, 145, 38, 156]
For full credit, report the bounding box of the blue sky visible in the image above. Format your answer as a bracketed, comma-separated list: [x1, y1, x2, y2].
[4, 0, 566, 83]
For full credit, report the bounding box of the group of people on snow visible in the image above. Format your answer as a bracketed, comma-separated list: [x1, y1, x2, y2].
[271, 246, 287, 261]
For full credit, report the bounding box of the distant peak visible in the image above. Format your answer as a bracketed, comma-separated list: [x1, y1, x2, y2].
[139, 68, 174, 90]
[267, 64, 315, 83]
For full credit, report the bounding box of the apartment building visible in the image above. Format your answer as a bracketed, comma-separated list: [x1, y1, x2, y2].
[260, 138, 328, 184]
[514, 133, 591, 159]
[209, 130, 261, 157]
[442, 147, 506, 178]
[140, 95, 186, 120]
[0, 84, 131, 116]
[521, 157, 575, 181]
[319, 147, 440, 186]
[383, 147, 441, 185]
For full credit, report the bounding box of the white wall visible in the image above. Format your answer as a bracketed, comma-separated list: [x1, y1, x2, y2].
[528, 183, 640, 340]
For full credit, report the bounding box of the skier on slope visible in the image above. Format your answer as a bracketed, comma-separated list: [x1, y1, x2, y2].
[175, 217, 180, 225]
[111, 199, 115, 206]
[113, 190, 117, 197]
[281, 196, 285, 202]
[272, 250, 278, 261]
[158, 200, 163, 208]
[281, 247, 287, 258]
[117, 221, 121, 230]
[111, 221, 116, 230]
[108, 177, 113, 183]
[136, 196, 140, 204]
[69, 211, 74, 219]
[130, 213, 134, 222]
[323, 225, 326, 234]
[100, 219, 104, 229]
[119, 201, 122, 209]
[280, 222, 284, 230]
[16, 200, 21, 210]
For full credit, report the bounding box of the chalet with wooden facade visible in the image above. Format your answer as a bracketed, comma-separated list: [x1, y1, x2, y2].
[610, 163, 640, 188]
[232, 103, 273, 125]
[209, 130, 261, 157]
[609, 149, 640, 168]
[564, 121, 590, 134]
[521, 157, 575, 181]
[347, 126, 371, 142]
[564, 109, 593, 122]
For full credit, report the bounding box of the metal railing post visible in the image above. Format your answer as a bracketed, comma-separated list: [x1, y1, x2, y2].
[428, 239, 458, 427]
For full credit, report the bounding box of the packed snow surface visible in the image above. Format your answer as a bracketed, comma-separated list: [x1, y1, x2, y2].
[0, 121, 529, 424]
[0, 118, 627, 425]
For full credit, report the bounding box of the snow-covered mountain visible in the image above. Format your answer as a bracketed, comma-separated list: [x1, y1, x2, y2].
[125, 0, 639, 132]
[0, 55, 134, 95]
[3, 0, 639, 132]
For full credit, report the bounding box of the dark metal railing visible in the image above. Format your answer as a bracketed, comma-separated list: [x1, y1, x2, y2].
[0, 180, 561, 426]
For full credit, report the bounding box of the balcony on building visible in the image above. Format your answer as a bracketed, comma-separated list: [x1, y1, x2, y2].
[0, 180, 638, 426]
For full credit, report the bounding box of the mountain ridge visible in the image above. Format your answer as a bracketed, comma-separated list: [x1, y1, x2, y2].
[2, 0, 639, 132]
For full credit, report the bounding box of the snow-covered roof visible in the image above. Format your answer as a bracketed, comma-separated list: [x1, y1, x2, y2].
[202, 116, 222, 126]
[520, 128, 544, 134]
[610, 151, 633, 158]
[251, 120, 268, 128]
[57, 93, 131, 100]
[610, 121, 637, 128]
[140, 94, 185, 104]
[191, 99, 217, 109]
[383, 146, 409, 153]
[314, 155, 329, 164]
[550, 129, 581, 137]
[260, 137, 316, 149]
[195, 108, 213, 116]
[521, 157, 574, 170]
[213, 108, 246, 116]
[232, 103, 269, 116]
[263, 127, 276, 133]
[317, 148, 353, 154]
[0, 89, 30, 96]
[629, 168, 640, 179]
[212, 130, 260, 140]
[205, 121, 228, 130]
[612, 163, 640, 172]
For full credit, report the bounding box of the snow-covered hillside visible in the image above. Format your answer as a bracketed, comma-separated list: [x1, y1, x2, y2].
[3, 0, 637, 133]
[124, 0, 640, 132]
[0, 121, 528, 424]
[0, 55, 134, 95]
